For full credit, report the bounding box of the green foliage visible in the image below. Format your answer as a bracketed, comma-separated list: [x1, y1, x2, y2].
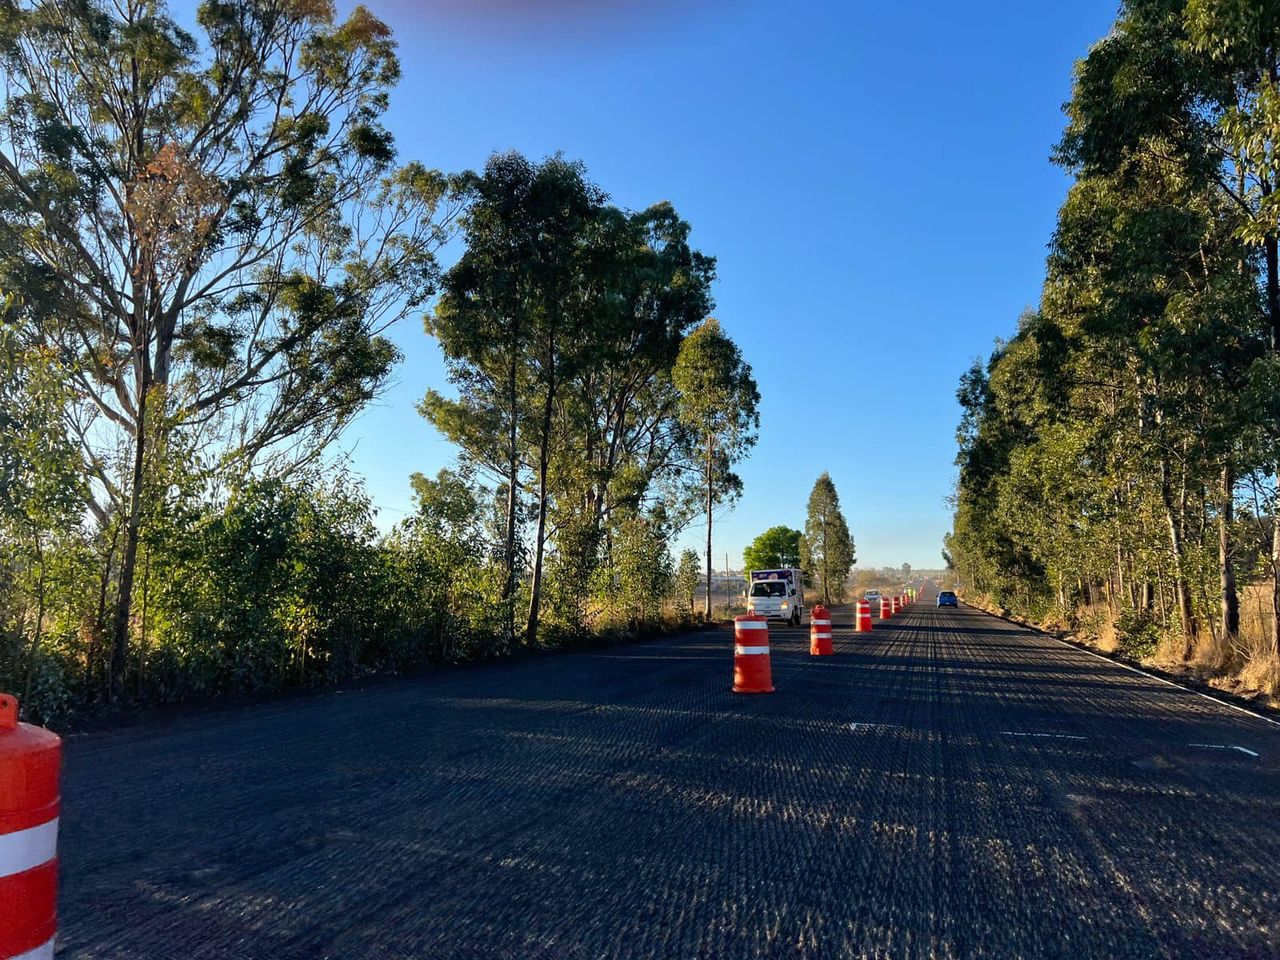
[743, 526, 803, 571]
[0, 468, 517, 725]
[674, 549, 701, 618]
[1115, 609, 1163, 659]
[673, 319, 761, 469]
[595, 511, 673, 633]
[0, 20, 753, 720]
[803, 473, 855, 605]
[952, 0, 1280, 659]
[425, 152, 721, 645]
[674, 318, 760, 617]
[0, 0, 465, 696]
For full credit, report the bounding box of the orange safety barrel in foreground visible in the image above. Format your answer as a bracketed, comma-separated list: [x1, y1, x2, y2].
[856, 600, 873, 632]
[0, 694, 60, 960]
[733, 614, 774, 693]
[880, 597, 892, 619]
[809, 604, 833, 656]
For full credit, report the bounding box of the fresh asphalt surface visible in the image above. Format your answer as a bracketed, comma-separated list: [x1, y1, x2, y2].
[56, 590, 1280, 959]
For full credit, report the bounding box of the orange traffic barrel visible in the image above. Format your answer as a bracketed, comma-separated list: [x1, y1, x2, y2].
[891, 596, 901, 615]
[855, 600, 872, 632]
[809, 604, 833, 656]
[0, 694, 60, 960]
[733, 614, 774, 693]
[879, 597, 892, 619]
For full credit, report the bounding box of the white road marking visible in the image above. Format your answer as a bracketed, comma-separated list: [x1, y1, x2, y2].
[849, 722, 903, 732]
[1188, 743, 1260, 758]
[999, 731, 1087, 741]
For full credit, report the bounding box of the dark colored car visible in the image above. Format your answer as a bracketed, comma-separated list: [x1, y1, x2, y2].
[937, 591, 958, 608]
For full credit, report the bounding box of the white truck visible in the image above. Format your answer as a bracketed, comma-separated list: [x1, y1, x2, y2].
[746, 568, 805, 626]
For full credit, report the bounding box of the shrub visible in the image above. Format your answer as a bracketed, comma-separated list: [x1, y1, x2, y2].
[1115, 609, 1162, 660]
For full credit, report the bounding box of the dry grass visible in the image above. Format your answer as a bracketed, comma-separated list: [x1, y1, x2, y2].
[1068, 587, 1280, 707]
[1093, 616, 1120, 654]
[1239, 653, 1280, 698]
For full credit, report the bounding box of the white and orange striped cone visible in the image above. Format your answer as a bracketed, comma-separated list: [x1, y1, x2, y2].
[809, 604, 833, 656]
[0, 694, 60, 960]
[891, 596, 901, 615]
[880, 597, 893, 619]
[855, 600, 873, 632]
[733, 614, 774, 693]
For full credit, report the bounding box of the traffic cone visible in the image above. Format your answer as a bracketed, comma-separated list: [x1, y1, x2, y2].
[733, 615, 774, 693]
[855, 600, 872, 632]
[809, 604, 833, 656]
[891, 596, 901, 615]
[0, 694, 60, 960]
[880, 597, 892, 619]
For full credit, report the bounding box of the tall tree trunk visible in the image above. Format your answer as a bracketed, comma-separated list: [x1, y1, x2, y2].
[1160, 455, 1196, 657]
[110, 381, 148, 701]
[704, 432, 713, 621]
[525, 375, 555, 648]
[503, 352, 519, 647]
[1115, 542, 1127, 610]
[88, 519, 121, 690]
[23, 536, 46, 706]
[1219, 464, 1239, 644]
[1266, 70, 1280, 659]
[1267, 226, 1280, 657]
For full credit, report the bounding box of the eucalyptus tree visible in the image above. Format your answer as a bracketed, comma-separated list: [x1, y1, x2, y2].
[0, 0, 459, 693]
[516, 160, 607, 647]
[1061, 0, 1280, 649]
[802, 473, 854, 605]
[423, 154, 534, 644]
[424, 153, 607, 646]
[674, 548, 701, 617]
[566, 202, 715, 540]
[673, 319, 759, 619]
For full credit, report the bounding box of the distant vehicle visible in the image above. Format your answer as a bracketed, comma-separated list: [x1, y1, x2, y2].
[747, 568, 804, 626]
[937, 590, 958, 608]
[863, 590, 882, 605]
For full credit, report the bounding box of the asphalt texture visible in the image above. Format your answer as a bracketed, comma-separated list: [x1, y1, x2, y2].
[56, 590, 1280, 959]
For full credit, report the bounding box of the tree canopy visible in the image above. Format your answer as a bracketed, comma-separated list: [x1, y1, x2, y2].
[949, 0, 1280, 685]
[673, 318, 760, 618]
[743, 526, 803, 571]
[803, 473, 854, 605]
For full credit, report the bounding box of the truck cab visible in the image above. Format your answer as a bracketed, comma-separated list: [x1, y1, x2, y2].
[746, 568, 805, 626]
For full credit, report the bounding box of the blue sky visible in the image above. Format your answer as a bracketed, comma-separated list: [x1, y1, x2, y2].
[338, 0, 1119, 570]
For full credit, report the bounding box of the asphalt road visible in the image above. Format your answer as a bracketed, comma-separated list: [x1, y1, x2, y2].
[56, 592, 1280, 959]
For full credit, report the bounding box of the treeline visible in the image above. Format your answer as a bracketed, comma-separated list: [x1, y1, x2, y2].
[0, 1, 757, 725]
[948, 0, 1280, 691]
[740, 472, 856, 603]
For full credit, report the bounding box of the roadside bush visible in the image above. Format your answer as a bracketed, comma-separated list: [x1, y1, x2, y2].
[1114, 609, 1162, 660]
[0, 461, 710, 728]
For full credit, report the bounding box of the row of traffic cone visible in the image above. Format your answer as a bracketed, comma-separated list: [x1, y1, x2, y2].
[733, 593, 912, 694]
